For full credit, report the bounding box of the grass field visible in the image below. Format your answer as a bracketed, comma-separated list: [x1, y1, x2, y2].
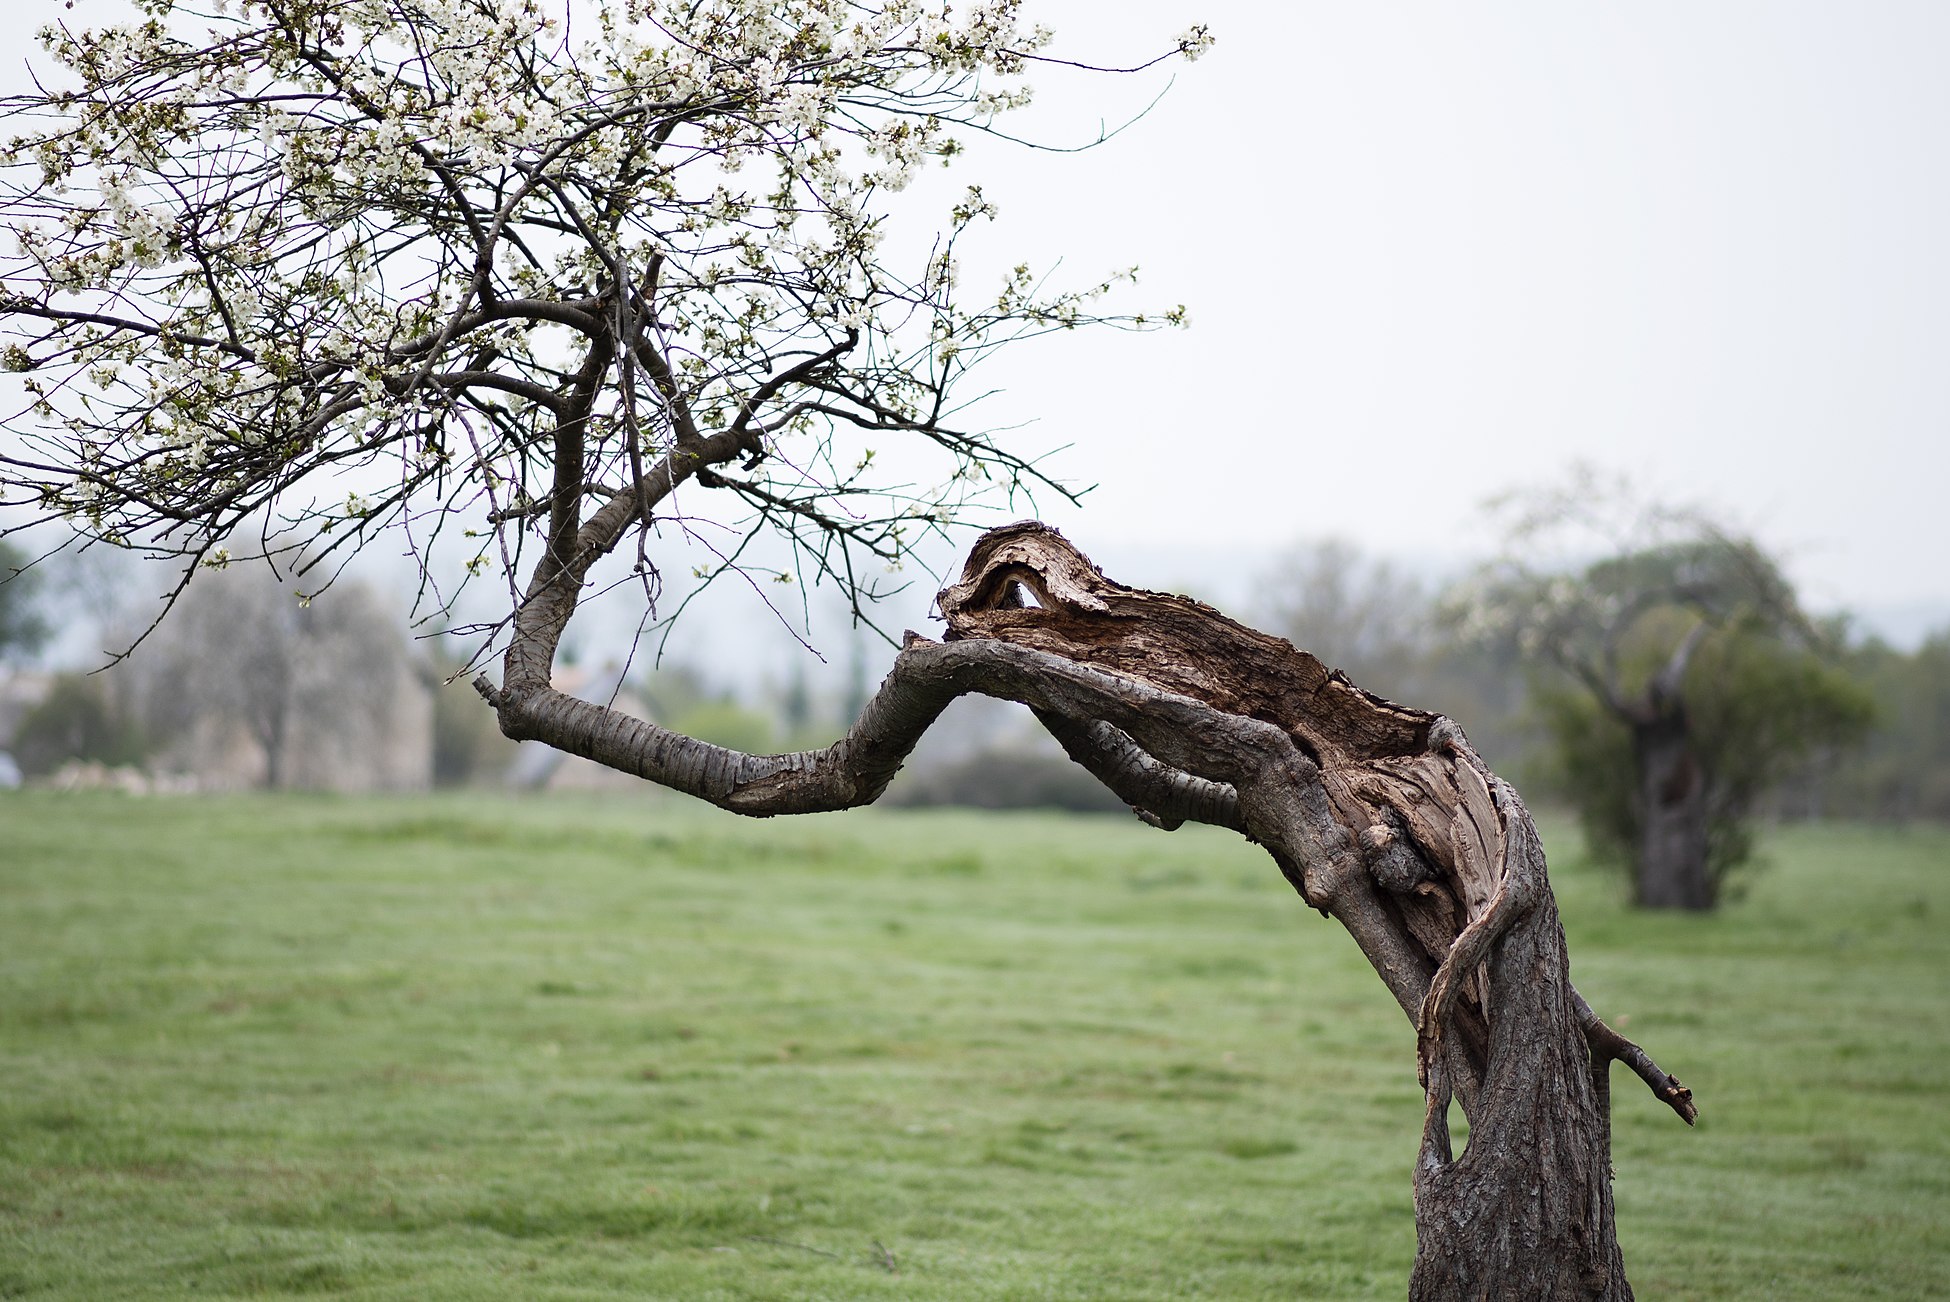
[0, 792, 1945, 1300]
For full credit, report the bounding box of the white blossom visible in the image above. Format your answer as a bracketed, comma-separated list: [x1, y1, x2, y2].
[1, 0, 1201, 627]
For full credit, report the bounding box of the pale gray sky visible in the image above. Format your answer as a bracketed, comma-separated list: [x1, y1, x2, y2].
[5, 0, 1947, 659]
[954, 1, 1950, 628]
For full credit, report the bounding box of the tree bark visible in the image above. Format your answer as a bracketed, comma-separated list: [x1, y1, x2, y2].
[1631, 712, 1715, 910]
[481, 521, 1696, 1300]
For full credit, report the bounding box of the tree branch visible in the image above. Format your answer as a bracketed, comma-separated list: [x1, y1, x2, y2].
[479, 634, 1284, 819]
[1572, 990, 1699, 1125]
[1033, 708, 1244, 831]
[1647, 616, 1713, 711]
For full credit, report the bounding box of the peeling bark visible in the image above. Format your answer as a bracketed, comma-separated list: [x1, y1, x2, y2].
[481, 520, 1695, 1301]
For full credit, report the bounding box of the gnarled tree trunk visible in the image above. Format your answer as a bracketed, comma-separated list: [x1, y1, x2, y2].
[479, 521, 1695, 1300]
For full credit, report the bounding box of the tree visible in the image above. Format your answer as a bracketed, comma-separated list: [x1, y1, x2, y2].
[1, 5, 1692, 1296]
[1455, 482, 1872, 909]
[133, 565, 429, 789]
[477, 523, 1699, 1299]
[11, 671, 149, 776]
[0, 540, 49, 664]
[1823, 629, 1950, 822]
[1258, 539, 1429, 701]
[2, 0, 1200, 628]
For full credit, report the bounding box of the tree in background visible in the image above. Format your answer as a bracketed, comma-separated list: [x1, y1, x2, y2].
[133, 566, 429, 789]
[0, 5, 1697, 1294]
[1258, 539, 1429, 699]
[10, 671, 149, 777]
[0, 541, 48, 664]
[1256, 539, 1534, 771]
[1822, 629, 1950, 821]
[1455, 481, 1872, 909]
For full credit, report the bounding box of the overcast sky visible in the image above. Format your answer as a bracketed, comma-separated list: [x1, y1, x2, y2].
[946, 1, 1950, 632]
[5, 0, 1947, 661]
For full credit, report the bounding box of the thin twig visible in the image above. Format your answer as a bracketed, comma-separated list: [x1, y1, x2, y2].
[745, 1236, 842, 1260]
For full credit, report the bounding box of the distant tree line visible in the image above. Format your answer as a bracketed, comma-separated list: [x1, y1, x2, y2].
[0, 549, 877, 791]
[1816, 631, 1950, 821]
[3, 526, 1946, 852]
[4, 563, 445, 790]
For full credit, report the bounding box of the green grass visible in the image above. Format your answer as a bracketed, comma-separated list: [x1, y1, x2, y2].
[0, 793, 1945, 1300]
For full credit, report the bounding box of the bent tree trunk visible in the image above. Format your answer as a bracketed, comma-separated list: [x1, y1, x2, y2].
[479, 522, 1696, 1300]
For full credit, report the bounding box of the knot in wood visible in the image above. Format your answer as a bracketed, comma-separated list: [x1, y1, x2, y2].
[1362, 821, 1436, 893]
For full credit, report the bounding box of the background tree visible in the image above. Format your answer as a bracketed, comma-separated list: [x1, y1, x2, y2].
[1454, 480, 1873, 909]
[0, 541, 49, 665]
[1256, 538, 1534, 770]
[132, 565, 429, 789]
[10, 671, 149, 777]
[1820, 628, 1950, 821]
[0, 4, 1692, 1296]
[1258, 539, 1429, 699]
[427, 633, 520, 785]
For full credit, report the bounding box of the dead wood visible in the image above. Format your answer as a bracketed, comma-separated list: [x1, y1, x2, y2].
[482, 520, 1694, 1301]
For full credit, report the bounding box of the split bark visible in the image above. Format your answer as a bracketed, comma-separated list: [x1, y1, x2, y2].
[479, 521, 1696, 1300]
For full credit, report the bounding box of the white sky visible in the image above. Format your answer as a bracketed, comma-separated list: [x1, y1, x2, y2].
[5, 0, 1947, 664]
[952, 1, 1950, 628]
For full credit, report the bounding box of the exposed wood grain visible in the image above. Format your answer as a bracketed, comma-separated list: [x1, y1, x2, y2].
[486, 519, 1696, 1301]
